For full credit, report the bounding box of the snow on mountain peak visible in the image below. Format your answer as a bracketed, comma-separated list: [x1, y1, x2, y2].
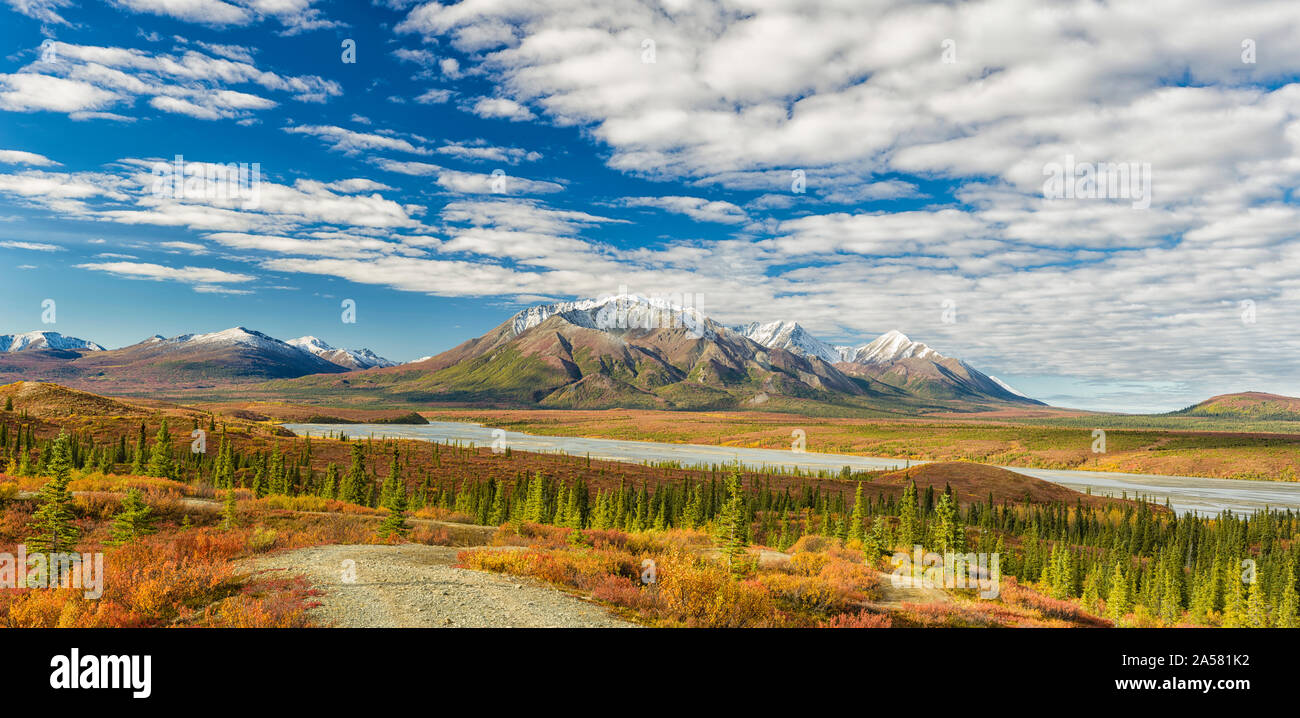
[511, 293, 714, 339]
[733, 320, 842, 364]
[288, 336, 396, 369]
[851, 330, 942, 364]
[288, 336, 334, 352]
[0, 331, 105, 352]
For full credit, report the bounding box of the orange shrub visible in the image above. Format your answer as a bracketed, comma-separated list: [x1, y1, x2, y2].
[788, 551, 829, 576]
[654, 550, 781, 627]
[819, 610, 893, 628]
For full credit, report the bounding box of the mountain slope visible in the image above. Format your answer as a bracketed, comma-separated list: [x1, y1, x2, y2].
[273, 295, 880, 410]
[742, 327, 1041, 406]
[733, 321, 844, 364]
[288, 336, 397, 369]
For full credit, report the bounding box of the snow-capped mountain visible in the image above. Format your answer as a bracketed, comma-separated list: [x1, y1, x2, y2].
[0, 331, 104, 353]
[509, 293, 717, 340]
[145, 327, 306, 356]
[288, 336, 397, 369]
[718, 323, 1039, 405]
[848, 330, 941, 365]
[732, 321, 843, 364]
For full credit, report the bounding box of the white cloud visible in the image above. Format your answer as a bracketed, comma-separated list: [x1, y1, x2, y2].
[75, 260, 256, 286]
[12, 41, 341, 122]
[0, 74, 122, 113]
[466, 97, 534, 122]
[0, 149, 59, 167]
[0, 240, 63, 251]
[372, 159, 562, 194]
[283, 124, 429, 155]
[414, 88, 453, 104]
[109, 0, 341, 33]
[620, 196, 748, 224]
[436, 141, 540, 164]
[5, 0, 72, 24]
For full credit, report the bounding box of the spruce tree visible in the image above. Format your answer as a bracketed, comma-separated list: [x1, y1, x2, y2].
[1106, 561, 1131, 623]
[377, 469, 408, 538]
[320, 462, 339, 499]
[107, 488, 157, 545]
[849, 483, 865, 542]
[221, 487, 239, 529]
[26, 432, 79, 553]
[524, 472, 546, 523]
[898, 481, 919, 548]
[340, 443, 368, 505]
[715, 464, 748, 573]
[145, 420, 175, 479]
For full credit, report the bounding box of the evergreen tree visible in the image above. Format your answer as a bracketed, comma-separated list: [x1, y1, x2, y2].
[848, 482, 865, 542]
[222, 487, 239, 529]
[898, 481, 919, 548]
[320, 462, 339, 499]
[107, 488, 157, 545]
[716, 464, 748, 573]
[524, 472, 547, 523]
[929, 491, 962, 553]
[1276, 558, 1299, 629]
[489, 482, 509, 525]
[26, 432, 79, 553]
[377, 468, 408, 538]
[145, 420, 175, 479]
[1245, 577, 1270, 628]
[1106, 561, 1131, 623]
[340, 443, 368, 505]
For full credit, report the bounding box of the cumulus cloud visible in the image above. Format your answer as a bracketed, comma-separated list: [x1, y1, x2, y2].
[283, 125, 429, 155]
[0, 240, 63, 251]
[5, 41, 340, 122]
[466, 97, 534, 121]
[75, 260, 256, 286]
[619, 196, 748, 224]
[5, 0, 72, 24]
[372, 159, 563, 194]
[0, 149, 59, 166]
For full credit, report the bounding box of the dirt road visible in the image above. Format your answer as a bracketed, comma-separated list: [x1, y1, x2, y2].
[244, 543, 634, 628]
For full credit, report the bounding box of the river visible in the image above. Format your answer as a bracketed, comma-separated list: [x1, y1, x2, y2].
[283, 421, 1300, 516]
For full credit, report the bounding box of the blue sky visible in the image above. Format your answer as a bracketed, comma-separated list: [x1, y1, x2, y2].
[2, 0, 1300, 413]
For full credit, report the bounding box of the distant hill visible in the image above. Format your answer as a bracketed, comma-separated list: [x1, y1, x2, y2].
[875, 462, 1140, 508]
[0, 381, 149, 418]
[1169, 392, 1300, 421]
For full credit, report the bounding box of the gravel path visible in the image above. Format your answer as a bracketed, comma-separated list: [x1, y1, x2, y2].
[244, 543, 634, 628]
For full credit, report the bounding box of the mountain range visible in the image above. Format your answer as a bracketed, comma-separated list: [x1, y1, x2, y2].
[0, 295, 1039, 411]
[269, 294, 1041, 412]
[0, 328, 393, 389]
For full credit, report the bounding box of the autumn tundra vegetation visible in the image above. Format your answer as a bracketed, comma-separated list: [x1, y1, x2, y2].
[0, 382, 1297, 628]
